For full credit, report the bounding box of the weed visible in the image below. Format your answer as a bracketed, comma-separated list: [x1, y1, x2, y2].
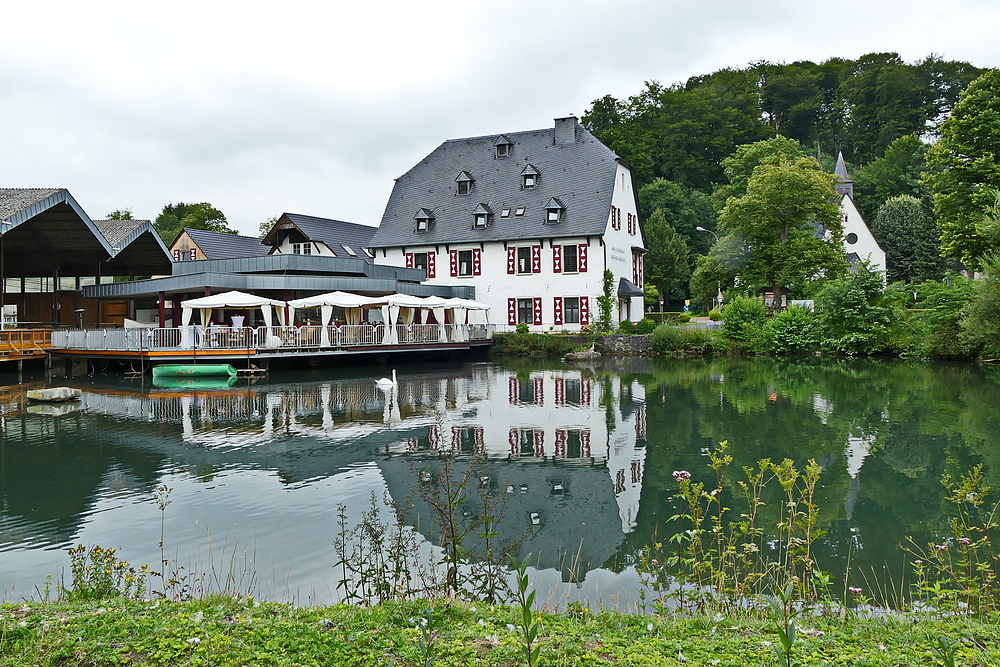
[510, 554, 541, 667]
[765, 579, 802, 667]
[61, 545, 149, 601]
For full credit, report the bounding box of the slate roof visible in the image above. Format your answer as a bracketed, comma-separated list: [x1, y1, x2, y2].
[93, 219, 148, 247]
[0, 188, 63, 221]
[370, 118, 623, 248]
[181, 228, 271, 259]
[264, 213, 377, 262]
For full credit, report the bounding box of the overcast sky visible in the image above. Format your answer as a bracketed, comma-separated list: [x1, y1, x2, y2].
[2, 0, 997, 236]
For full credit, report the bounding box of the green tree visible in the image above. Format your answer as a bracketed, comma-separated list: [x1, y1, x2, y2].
[643, 209, 691, 305]
[852, 134, 930, 221]
[106, 209, 134, 220]
[637, 179, 717, 255]
[872, 195, 947, 283]
[689, 236, 745, 312]
[960, 254, 1000, 358]
[154, 202, 235, 244]
[718, 154, 846, 306]
[815, 264, 896, 354]
[719, 136, 807, 200]
[259, 215, 279, 239]
[926, 70, 1000, 270]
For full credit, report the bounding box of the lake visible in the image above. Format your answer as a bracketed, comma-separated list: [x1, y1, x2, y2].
[1, 357, 997, 609]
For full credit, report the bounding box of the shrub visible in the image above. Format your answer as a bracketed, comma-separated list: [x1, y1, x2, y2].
[961, 255, 1000, 358]
[751, 306, 821, 354]
[707, 309, 722, 321]
[515, 323, 530, 334]
[618, 320, 636, 334]
[907, 277, 975, 358]
[720, 295, 768, 341]
[677, 312, 691, 323]
[815, 265, 896, 354]
[651, 324, 721, 355]
[633, 318, 657, 334]
[491, 332, 580, 357]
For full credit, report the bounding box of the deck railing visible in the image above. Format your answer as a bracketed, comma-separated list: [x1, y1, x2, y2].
[0, 329, 53, 357]
[51, 324, 495, 352]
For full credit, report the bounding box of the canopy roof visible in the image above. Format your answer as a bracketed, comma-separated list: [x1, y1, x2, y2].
[181, 290, 286, 310]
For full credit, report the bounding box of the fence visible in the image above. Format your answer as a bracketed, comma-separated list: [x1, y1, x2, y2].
[51, 324, 495, 352]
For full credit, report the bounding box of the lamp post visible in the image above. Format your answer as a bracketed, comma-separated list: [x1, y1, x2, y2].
[0, 219, 10, 330]
[695, 226, 722, 310]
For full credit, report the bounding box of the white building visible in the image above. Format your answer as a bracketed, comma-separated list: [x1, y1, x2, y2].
[369, 117, 647, 331]
[834, 153, 886, 274]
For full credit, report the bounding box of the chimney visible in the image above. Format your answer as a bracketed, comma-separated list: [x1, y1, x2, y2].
[554, 116, 578, 145]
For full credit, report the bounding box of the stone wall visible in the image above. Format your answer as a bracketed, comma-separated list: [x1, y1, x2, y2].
[595, 334, 654, 356]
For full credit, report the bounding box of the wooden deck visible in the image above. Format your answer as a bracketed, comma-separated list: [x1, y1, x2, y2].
[0, 329, 52, 362]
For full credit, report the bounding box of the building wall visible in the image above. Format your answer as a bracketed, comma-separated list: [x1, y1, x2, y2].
[841, 194, 886, 274]
[272, 237, 336, 257]
[169, 231, 206, 261]
[372, 163, 645, 332]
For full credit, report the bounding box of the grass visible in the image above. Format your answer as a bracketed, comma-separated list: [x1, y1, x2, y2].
[2, 596, 999, 666]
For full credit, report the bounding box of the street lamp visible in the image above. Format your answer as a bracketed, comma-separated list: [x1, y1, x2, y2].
[695, 226, 722, 310]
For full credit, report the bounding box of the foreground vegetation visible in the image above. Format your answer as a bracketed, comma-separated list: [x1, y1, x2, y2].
[4, 596, 1000, 666]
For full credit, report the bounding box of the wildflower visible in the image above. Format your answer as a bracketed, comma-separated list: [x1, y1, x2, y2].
[672, 470, 691, 481]
[186, 637, 201, 645]
[848, 586, 862, 594]
[914, 560, 923, 565]
[935, 544, 948, 551]
[958, 537, 971, 545]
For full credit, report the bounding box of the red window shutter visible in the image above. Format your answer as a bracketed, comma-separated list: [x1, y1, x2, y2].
[581, 429, 591, 458]
[610, 206, 617, 230]
[472, 247, 481, 275]
[638, 254, 643, 285]
[507, 247, 516, 274]
[450, 249, 458, 277]
[508, 298, 517, 326]
[617, 208, 622, 230]
[509, 376, 517, 404]
[552, 245, 562, 273]
[172, 249, 181, 261]
[474, 426, 485, 453]
[532, 296, 543, 325]
[509, 428, 519, 456]
[578, 244, 588, 272]
[451, 425, 460, 450]
[554, 377, 565, 405]
[534, 429, 544, 457]
[533, 376, 544, 406]
[405, 252, 414, 268]
[531, 245, 541, 273]
[633, 254, 639, 285]
[553, 297, 563, 325]
[555, 429, 566, 456]
[189, 249, 197, 261]
[427, 252, 436, 278]
[580, 296, 590, 325]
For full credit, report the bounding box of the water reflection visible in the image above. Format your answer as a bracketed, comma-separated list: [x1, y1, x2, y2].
[1, 358, 997, 606]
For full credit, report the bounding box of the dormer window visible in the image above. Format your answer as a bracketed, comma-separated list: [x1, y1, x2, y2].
[494, 134, 512, 158]
[521, 164, 539, 189]
[414, 208, 435, 232]
[472, 203, 492, 229]
[544, 197, 565, 224]
[455, 171, 474, 195]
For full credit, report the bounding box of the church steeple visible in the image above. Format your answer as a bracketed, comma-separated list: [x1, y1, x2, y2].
[834, 152, 854, 198]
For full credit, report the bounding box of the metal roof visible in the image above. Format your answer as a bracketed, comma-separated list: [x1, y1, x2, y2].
[0, 188, 172, 277]
[371, 118, 623, 248]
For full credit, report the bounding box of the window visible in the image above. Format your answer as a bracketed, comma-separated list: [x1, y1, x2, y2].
[341, 244, 357, 256]
[458, 250, 474, 276]
[544, 197, 565, 224]
[291, 243, 312, 255]
[457, 180, 470, 195]
[563, 297, 580, 324]
[846, 232, 858, 244]
[362, 247, 374, 257]
[516, 298, 533, 324]
[564, 378, 582, 404]
[523, 174, 536, 188]
[547, 209, 561, 223]
[414, 208, 434, 232]
[521, 164, 539, 189]
[413, 252, 428, 272]
[517, 247, 532, 274]
[496, 143, 510, 158]
[474, 214, 488, 228]
[500, 208, 510, 218]
[455, 171, 474, 195]
[303, 243, 312, 255]
[515, 207, 525, 216]
[563, 245, 578, 273]
[416, 218, 428, 231]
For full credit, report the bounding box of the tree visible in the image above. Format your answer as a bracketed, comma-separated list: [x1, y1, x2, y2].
[960, 254, 1000, 357]
[852, 134, 930, 221]
[815, 264, 896, 354]
[643, 209, 691, 305]
[154, 202, 236, 243]
[637, 179, 717, 255]
[688, 235, 746, 311]
[718, 155, 846, 306]
[926, 70, 1000, 270]
[259, 215, 279, 239]
[872, 195, 946, 283]
[718, 136, 807, 200]
[106, 209, 134, 220]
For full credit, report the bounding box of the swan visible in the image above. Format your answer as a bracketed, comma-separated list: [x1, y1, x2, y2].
[375, 369, 397, 387]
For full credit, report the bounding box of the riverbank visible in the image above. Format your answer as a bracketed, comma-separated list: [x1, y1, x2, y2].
[3, 596, 999, 666]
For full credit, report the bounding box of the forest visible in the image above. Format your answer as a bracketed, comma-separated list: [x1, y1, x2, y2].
[581, 52, 994, 309]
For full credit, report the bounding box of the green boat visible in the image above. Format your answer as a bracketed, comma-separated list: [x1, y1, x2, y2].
[152, 364, 238, 378]
[152, 376, 239, 389]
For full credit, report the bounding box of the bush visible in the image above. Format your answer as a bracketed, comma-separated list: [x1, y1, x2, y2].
[651, 324, 721, 355]
[634, 318, 657, 334]
[677, 312, 691, 323]
[750, 306, 821, 354]
[815, 265, 896, 354]
[720, 295, 768, 341]
[515, 323, 530, 334]
[906, 277, 975, 358]
[618, 320, 636, 334]
[707, 309, 722, 321]
[491, 332, 581, 357]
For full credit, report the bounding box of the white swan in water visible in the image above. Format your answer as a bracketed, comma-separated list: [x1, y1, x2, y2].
[376, 369, 397, 387]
